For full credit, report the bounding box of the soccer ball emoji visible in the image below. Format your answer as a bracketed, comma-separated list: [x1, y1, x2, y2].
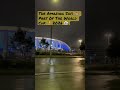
[64, 21, 69, 25]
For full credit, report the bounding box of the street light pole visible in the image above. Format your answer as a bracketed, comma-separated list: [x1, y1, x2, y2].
[107, 35, 110, 45]
[49, 0, 59, 65]
[50, 25, 52, 57]
[49, 25, 54, 65]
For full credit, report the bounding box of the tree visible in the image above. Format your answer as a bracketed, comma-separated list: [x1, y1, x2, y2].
[24, 36, 34, 52]
[79, 41, 85, 51]
[10, 27, 34, 57]
[79, 41, 85, 56]
[106, 33, 120, 64]
[40, 38, 49, 49]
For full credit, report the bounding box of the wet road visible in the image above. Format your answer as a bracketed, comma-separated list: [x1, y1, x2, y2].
[1, 58, 120, 90]
[35, 58, 85, 90]
[86, 75, 120, 90]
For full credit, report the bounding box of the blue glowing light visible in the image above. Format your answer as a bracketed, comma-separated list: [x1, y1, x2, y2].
[35, 37, 71, 52]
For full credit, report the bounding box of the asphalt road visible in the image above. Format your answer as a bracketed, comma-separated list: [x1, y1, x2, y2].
[86, 75, 120, 90]
[35, 57, 85, 90]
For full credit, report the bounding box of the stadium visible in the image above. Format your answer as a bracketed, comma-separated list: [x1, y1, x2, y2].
[35, 37, 71, 52]
[0, 26, 71, 55]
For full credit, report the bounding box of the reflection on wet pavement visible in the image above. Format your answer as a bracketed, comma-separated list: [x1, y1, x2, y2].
[35, 58, 84, 74]
[35, 58, 85, 90]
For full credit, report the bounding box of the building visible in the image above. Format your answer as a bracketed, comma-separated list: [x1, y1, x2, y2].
[0, 26, 34, 55]
[35, 37, 71, 52]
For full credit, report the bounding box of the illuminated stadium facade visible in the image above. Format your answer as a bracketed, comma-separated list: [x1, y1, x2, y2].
[0, 26, 71, 54]
[35, 37, 71, 52]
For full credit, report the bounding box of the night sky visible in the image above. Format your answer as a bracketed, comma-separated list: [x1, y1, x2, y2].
[35, 0, 85, 48]
[0, 0, 120, 49]
[86, 0, 120, 49]
[0, 0, 35, 28]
